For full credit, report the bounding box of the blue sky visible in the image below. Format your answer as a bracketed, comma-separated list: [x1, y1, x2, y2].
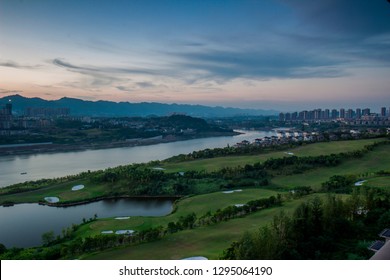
[1, 0, 389, 111]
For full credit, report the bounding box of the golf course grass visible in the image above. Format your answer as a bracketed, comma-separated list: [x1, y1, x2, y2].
[83, 194, 329, 260]
[271, 144, 390, 190]
[160, 138, 386, 173]
[76, 188, 280, 238]
[363, 176, 390, 189]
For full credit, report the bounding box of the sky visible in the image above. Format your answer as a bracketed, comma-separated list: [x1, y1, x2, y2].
[0, 0, 389, 111]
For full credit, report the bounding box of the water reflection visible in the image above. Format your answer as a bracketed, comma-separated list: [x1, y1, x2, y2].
[0, 198, 173, 248]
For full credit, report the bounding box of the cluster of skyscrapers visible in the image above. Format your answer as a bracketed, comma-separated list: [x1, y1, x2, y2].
[0, 103, 12, 129]
[279, 107, 390, 122]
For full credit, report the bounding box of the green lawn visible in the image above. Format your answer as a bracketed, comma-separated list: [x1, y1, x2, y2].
[160, 138, 386, 173]
[272, 144, 390, 190]
[0, 179, 109, 204]
[83, 194, 329, 260]
[77, 188, 280, 238]
[363, 176, 390, 189]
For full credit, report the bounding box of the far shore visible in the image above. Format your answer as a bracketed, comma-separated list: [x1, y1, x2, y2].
[0, 131, 241, 157]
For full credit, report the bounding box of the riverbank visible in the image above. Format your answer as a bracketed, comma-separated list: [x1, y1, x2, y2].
[0, 131, 240, 157]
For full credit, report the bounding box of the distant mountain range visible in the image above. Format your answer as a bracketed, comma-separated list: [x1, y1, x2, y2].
[0, 94, 277, 117]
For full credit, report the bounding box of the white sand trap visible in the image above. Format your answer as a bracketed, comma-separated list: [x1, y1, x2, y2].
[72, 184, 85, 191]
[354, 180, 367, 186]
[44, 197, 59, 203]
[115, 216, 130, 220]
[101, 230, 114, 234]
[285, 152, 294, 155]
[152, 167, 165, 170]
[223, 189, 242, 194]
[182, 256, 208, 260]
[115, 230, 135, 235]
[235, 204, 245, 207]
[222, 190, 234, 194]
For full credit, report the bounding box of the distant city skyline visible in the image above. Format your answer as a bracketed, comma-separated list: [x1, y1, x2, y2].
[1, 0, 390, 111]
[279, 106, 390, 121]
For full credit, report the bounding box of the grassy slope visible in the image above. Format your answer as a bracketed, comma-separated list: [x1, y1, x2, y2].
[160, 138, 385, 172]
[84, 194, 328, 260]
[363, 176, 390, 189]
[77, 189, 279, 237]
[81, 138, 390, 260]
[272, 144, 390, 190]
[0, 179, 111, 204]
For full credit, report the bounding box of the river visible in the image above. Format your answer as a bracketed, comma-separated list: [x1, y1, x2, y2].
[0, 130, 276, 188]
[0, 130, 276, 248]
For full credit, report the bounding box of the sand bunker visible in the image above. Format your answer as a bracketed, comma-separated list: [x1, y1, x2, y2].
[115, 230, 135, 235]
[72, 184, 85, 191]
[355, 180, 367, 186]
[222, 189, 243, 194]
[115, 216, 130, 220]
[182, 256, 208, 260]
[235, 204, 245, 207]
[285, 152, 294, 155]
[44, 197, 59, 203]
[152, 167, 165, 170]
[101, 230, 114, 234]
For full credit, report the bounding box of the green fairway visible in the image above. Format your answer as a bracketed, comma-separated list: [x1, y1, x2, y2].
[0, 179, 110, 204]
[160, 138, 386, 173]
[77, 188, 279, 237]
[83, 194, 328, 260]
[272, 144, 390, 190]
[363, 176, 390, 189]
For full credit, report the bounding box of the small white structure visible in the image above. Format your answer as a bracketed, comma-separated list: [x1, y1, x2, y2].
[222, 190, 234, 194]
[222, 189, 242, 194]
[44, 197, 59, 203]
[181, 256, 208, 260]
[115, 216, 130, 220]
[152, 167, 165, 170]
[115, 230, 135, 235]
[354, 180, 367, 186]
[72, 184, 85, 191]
[234, 204, 245, 207]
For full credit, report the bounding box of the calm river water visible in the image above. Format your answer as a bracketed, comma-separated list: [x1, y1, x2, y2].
[0, 130, 275, 188]
[0, 130, 276, 248]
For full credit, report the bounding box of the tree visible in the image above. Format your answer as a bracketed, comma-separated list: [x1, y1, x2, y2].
[42, 230, 55, 246]
[0, 243, 7, 255]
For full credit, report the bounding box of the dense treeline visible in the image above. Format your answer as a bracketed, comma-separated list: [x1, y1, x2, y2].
[166, 143, 300, 162]
[221, 187, 390, 260]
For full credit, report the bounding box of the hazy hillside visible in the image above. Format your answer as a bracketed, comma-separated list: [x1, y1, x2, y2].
[0, 95, 277, 117]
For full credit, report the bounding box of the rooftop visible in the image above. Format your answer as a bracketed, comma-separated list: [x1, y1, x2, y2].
[379, 228, 390, 239]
